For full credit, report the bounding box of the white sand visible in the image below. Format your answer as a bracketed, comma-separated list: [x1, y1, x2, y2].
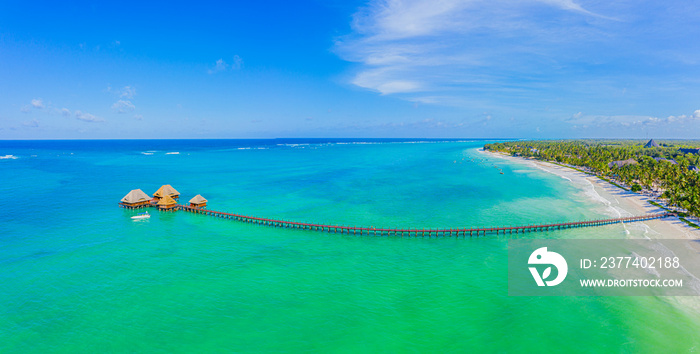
[482, 149, 699, 240]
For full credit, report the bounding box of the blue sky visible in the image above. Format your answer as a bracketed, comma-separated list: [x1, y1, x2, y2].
[1, 0, 700, 139]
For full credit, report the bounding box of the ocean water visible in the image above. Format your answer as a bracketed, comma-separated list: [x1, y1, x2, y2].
[1, 139, 699, 352]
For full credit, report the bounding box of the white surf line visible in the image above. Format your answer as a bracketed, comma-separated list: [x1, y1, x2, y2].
[582, 177, 637, 235]
[482, 149, 640, 235]
[481, 149, 680, 237]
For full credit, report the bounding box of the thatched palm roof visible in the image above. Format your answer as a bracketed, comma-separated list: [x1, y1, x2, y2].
[121, 189, 151, 204]
[644, 139, 660, 148]
[154, 184, 180, 198]
[654, 157, 677, 165]
[679, 148, 700, 155]
[608, 158, 638, 168]
[189, 194, 207, 204]
[157, 194, 177, 206]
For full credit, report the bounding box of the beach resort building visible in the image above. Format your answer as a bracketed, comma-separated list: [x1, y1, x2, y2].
[157, 194, 178, 210]
[644, 139, 660, 148]
[654, 157, 677, 165]
[679, 148, 700, 155]
[119, 189, 152, 209]
[189, 194, 207, 208]
[608, 158, 638, 168]
[153, 184, 180, 200]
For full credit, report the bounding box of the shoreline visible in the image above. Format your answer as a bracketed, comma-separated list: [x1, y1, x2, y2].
[480, 148, 700, 239]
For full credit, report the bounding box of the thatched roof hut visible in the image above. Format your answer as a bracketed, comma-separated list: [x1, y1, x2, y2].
[157, 194, 177, 210]
[153, 184, 180, 199]
[189, 194, 207, 208]
[608, 158, 638, 168]
[644, 139, 660, 148]
[654, 157, 677, 165]
[120, 189, 151, 208]
[679, 148, 700, 155]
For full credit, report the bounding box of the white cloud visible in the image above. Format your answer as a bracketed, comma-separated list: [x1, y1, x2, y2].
[61, 108, 71, 117]
[566, 109, 700, 129]
[336, 0, 614, 101]
[208, 56, 243, 74]
[22, 98, 45, 112]
[31, 98, 44, 108]
[75, 110, 104, 123]
[22, 119, 39, 128]
[133, 114, 143, 120]
[111, 100, 136, 113]
[353, 70, 421, 94]
[232, 55, 243, 70]
[209, 59, 228, 74]
[120, 86, 136, 99]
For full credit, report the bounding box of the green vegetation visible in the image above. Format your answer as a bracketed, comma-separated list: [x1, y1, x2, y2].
[484, 140, 700, 217]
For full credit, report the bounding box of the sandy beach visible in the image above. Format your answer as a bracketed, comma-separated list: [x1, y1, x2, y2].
[482, 148, 700, 240]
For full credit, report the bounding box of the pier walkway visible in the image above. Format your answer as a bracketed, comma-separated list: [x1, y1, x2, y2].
[175, 205, 673, 237]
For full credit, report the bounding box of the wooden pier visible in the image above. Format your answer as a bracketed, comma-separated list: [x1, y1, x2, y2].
[174, 205, 673, 237]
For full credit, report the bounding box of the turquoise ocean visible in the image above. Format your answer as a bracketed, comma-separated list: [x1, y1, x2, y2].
[1, 139, 699, 352]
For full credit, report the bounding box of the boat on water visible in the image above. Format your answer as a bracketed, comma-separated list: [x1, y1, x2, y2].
[131, 211, 150, 220]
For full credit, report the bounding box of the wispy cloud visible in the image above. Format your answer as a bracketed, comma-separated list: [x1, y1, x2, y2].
[332, 0, 700, 132]
[30, 98, 44, 108]
[75, 110, 104, 123]
[209, 59, 228, 74]
[119, 86, 136, 99]
[105, 86, 138, 114]
[566, 109, 700, 129]
[22, 98, 45, 112]
[208, 55, 243, 74]
[22, 119, 39, 128]
[336, 0, 614, 100]
[231, 55, 243, 69]
[112, 99, 136, 113]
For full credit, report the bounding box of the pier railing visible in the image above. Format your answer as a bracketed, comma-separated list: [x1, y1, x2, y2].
[176, 205, 673, 237]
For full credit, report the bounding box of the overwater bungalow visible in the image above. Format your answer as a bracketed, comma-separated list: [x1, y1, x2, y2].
[153, 184, 180, 200]
[157, 194, 178, 210]
[119, 189, 152, 209]
[189, 194, 207, 208]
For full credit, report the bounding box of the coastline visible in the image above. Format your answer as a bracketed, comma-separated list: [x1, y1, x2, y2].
[481, 148, 699, 240]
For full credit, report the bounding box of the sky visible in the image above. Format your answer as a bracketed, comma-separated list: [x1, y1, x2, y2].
[1, 0, 700, 139]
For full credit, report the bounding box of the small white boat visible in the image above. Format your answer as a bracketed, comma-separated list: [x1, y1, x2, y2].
[131, 211, 150, 220]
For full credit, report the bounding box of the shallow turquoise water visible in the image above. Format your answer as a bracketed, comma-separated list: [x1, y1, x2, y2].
[1, 139, 699, 352]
